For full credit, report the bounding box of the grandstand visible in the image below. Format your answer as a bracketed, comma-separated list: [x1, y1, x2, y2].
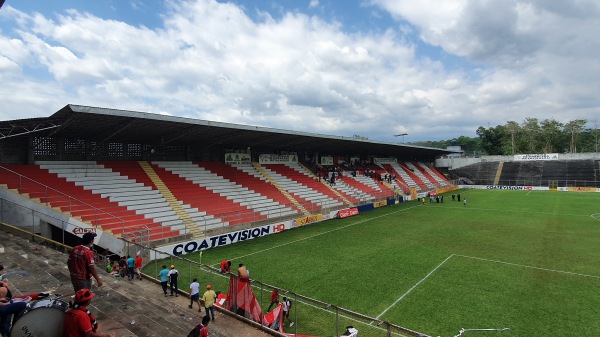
[2, 104, 600, 336]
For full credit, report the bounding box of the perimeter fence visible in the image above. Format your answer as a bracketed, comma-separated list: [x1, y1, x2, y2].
[122, 239, 430, 337]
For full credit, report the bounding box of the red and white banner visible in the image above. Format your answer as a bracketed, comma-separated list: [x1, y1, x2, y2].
[337, 207, 359, 219]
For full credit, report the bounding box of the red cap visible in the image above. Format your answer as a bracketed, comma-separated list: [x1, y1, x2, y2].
[74, 289, 95, 303]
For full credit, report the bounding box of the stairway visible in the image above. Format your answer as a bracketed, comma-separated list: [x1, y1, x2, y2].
[0, 224, 275, 337]
[252, 163, 310, 215]
[138, 161, 203, 237]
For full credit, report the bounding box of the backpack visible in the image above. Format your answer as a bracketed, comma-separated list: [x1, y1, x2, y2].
[187, 324, 203, 337]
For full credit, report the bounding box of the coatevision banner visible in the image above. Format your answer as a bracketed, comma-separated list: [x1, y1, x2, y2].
[514, 153, 558, 161]
[166, 222, 291, 256]
[259, 154, 298, 164]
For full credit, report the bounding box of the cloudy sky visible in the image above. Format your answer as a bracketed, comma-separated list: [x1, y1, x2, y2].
[0, 0, 598, 142]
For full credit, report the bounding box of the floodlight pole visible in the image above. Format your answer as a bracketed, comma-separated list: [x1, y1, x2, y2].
[394, 133, 408, 143]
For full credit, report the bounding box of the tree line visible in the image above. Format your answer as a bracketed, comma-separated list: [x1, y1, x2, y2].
[409, 118, 600, 156]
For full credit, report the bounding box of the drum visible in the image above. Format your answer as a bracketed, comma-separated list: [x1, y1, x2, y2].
[10, 299, 68, 337]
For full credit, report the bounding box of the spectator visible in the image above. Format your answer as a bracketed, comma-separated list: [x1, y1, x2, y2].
[282, 297, 294, 327]
[126, 255, 135, 281]
[67, 232, 102, 292]
[202, 285, 217, 321]
[158, 265, 169, 297]
[237, 264, 249, 282]
[134, 254, 143, 280]
[342, 326, 359, 336]
[189, 278, 202, 312]
[63, 288, 114, 337]
[267, 289, 279, 312]
[0, 286, 27, 337]
[219, 260, 231, 274]
[168, 265, 179, 297]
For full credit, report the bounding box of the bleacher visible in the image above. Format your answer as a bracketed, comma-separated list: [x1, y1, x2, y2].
[451, 161, 500, 185]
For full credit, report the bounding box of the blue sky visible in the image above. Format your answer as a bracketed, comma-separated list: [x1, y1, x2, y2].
[1, 0, 599, 143]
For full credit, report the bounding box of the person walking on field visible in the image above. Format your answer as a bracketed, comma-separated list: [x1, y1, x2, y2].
[67, 232, 103, 292]
[158, 265, 169, 297]
[189, 278, 202, 312]
[168, 265, 179, 296]
[463, 198, 467, 206]
[202, 285, 217, 321]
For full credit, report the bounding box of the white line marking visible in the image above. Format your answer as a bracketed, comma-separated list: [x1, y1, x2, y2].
[218, 204, 423, 265]
[454, 254, 600, 279]
[375, 254, 455, 320]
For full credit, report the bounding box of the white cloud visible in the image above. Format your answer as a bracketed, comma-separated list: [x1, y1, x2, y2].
[0, 0, 598, 142]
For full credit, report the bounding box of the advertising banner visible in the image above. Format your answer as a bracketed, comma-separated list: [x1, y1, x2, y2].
[320, 156, 334, 165]
[514, 153, 558, 161]
[338, 207, 359, 219]
[259, 154, 298, 164]
[293, 214, 323, 227]
[373, 158, 397, 165]
[225, 153, 251, 165]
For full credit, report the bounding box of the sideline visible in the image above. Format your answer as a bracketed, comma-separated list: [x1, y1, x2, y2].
[216, 204, 423, 266]
[374, 254, 455, 320]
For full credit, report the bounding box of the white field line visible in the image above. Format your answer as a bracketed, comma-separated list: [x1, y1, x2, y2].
[454, 254, 600, 279]
[434, 205, 590, 218]
[374, 254, 455, 320]
[214, 204, 423, 266]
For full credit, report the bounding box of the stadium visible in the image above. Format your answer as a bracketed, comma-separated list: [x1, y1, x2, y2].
[1, 104, 600, 337]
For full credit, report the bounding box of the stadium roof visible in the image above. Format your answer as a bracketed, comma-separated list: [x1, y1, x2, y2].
[0, 104, 455, 158]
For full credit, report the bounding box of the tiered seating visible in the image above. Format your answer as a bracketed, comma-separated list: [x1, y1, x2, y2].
[404, 162, 436, 189]
[452, 162, 499, 185]
[261, 163, 345, 212]
[196, 162, 299, 218]
[383, 163, 424, 192]
[98, 161, 190, 232]
[421, 164, 452, 186]
[1, 163, 181, 241]
[152, 162, 267, 228]
[339, 174, 392, 200]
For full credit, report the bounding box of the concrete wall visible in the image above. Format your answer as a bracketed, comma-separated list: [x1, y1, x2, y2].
[0, 188, 125, 254]
[436, 152, 600, 170]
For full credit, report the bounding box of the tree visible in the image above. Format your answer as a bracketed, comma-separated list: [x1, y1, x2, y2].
[564, 119, 587, 153]
[477, 125, 506, 155]
[505, 121, 520, 155]
[540, 119, 564, 153]
[521, 118, 541, 153]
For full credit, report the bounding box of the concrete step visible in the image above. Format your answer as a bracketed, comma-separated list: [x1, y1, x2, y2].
[0, 226, 275, 337]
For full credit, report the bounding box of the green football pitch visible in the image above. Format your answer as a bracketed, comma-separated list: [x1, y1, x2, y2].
[146, 189, 600, 337]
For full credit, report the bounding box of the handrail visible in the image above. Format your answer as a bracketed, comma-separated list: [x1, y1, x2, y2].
[0, 165, 126, 232]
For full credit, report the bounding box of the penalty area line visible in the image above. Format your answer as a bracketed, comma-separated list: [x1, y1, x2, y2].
[455, 254, 600, 279]
[374, 254, 455, 321]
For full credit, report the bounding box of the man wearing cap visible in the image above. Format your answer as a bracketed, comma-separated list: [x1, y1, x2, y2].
[201, 285, 217, 321]
[167, 265, 179, 297]
[63, 289, 114, 337]
[67, 232, 102, 292]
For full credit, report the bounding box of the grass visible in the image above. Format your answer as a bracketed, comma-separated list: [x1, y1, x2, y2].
[144, 189, 600, 337]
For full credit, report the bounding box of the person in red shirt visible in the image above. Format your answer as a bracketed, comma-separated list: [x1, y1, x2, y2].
[198, 316, 210, 337]
[134, 254, 143, 280]
[219, 260, 231, 274]
[63, 289, 114, 337]
[267, 288, 279, 312]
[67, 232, 102, 292]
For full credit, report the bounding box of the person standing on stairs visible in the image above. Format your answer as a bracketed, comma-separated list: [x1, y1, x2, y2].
[67, 232, 103, 292]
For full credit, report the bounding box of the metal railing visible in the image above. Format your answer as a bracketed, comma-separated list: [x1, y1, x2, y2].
[126, 239, 430, 337]
[0, 166, 126, 233]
